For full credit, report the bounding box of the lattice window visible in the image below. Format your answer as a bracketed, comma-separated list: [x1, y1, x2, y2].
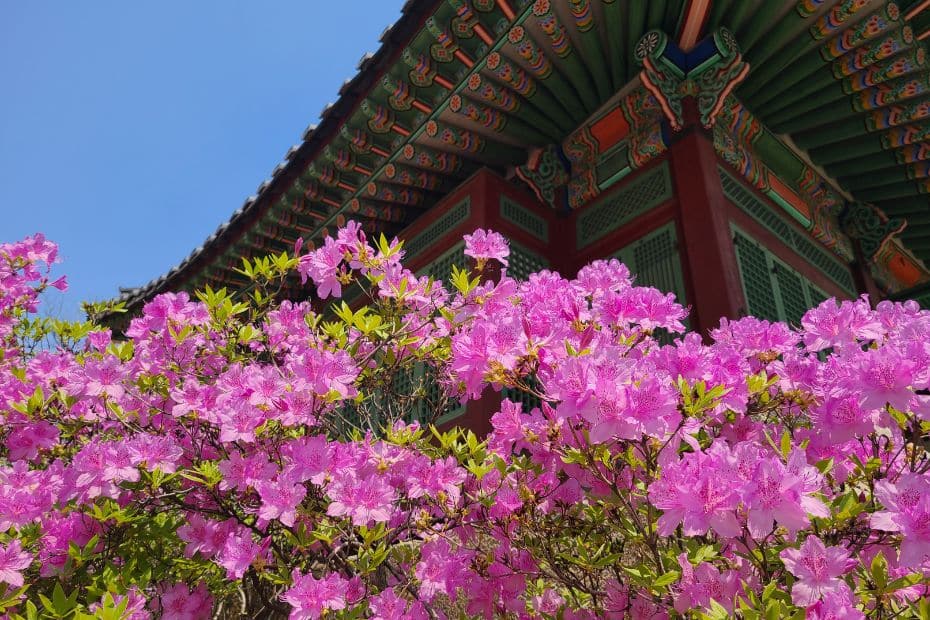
[392, 363, 427, 425]
[502, 374, 542, 414]
[414, 244, 467, 424]
[423, 365, 465, 425]
[577, 162, 673, 249]
[612, 223, 689, 341]
[774, 264, 808, 326]
[419, 242, 466, 283]
[500, 196, 548, 242]
[807, 286, 829, 308]
[509, 243, 548, 281]
[334, 402, 361, 435]
[734, 226, 831, 326]
[719, 168, 855, 296]
[347, 360, 465, 432]
[734, 231, 781, 322]
[614, 223, 688, 306]
[404, 198, 471, 259]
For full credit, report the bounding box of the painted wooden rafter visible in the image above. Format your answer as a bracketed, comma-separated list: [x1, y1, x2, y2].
[678, 0, 712, 51]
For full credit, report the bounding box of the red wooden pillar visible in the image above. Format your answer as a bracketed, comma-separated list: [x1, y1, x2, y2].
[446, 388, 497, 436]
[670, 103, 746, 335]
[849, 242, 884, 304]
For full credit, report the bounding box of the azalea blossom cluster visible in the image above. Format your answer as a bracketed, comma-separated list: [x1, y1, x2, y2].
[0, 234, 67, 358]
[0, 225, 929, 619]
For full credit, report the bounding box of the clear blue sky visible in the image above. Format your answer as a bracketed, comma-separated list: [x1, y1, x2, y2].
[1, 1, 404, 320]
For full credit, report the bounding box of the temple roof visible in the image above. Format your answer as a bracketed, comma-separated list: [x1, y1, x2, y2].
[112, 0, 930, 313]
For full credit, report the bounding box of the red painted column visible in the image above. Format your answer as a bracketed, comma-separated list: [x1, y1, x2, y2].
[670, 103, 746, 335]
[850, 242, 884, 304]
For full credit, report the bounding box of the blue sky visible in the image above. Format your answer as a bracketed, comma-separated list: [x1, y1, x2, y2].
[1, 1, 404, 319]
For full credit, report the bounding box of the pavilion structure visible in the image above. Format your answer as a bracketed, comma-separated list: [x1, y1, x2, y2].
[108, 0, 930, 430]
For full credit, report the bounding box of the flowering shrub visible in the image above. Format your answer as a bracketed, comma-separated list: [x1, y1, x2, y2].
[1, 225, 929, 619]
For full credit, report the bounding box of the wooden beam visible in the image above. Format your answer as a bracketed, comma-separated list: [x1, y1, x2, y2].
[678, 0, 712, 51]
[907, 0, 930, 21]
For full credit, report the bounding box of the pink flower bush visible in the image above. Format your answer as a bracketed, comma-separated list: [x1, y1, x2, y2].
[0, 227, 929, 618]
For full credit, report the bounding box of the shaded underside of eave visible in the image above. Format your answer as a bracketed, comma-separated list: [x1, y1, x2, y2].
[731, 0, 930, 267]
[113, 0, 930, 319]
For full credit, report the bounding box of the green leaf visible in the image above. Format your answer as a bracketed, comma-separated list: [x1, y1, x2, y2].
[27, 386, 44, 413]
[450, 265, 478, 295]
[653, 571, 680, 588]
[699, 599, 730, 620]
[886, 572, 923, 592]
[870, 551, 888, 592]
[693, 545, 718, 563]
[0, 586, 29, 612]
[779, 429, 791, 460]
[334, 302, 355, 325]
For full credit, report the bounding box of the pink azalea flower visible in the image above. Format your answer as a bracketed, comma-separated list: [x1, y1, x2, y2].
[450, 322, 493, 400]
[780, 536, 852, 606]
[256, 477, 307, 527]
[216, 531, 266, 580]
[218, 452, 276, 492]
[414, 539, 471, 602]
[129, 434, 184, 473]
[806, 588, 864, 620]
[810, 393, 873, 444]
[601, 286, 686, 332]
[369, 587, 427, 620]
[336, 220, 365, 255]
[872, 477, 930, 568]
[326, 474, 394, 526]
[177, 514, 220, 558]
[744, 456, 828, 538]
[38, 512, 100, 577]
[217, 406, 264, 444]
[157, 581, 213, 620]
[281, 570, 348, 619]
[488, 475, 523, 519]
[801, 296, 883, 351]
[407, 456, 466, 505]
[297, 236, 345, 299]
[463, 228, 509, 266]
[585, 379, 633, 443]
[853, 348, 916, 414]
[246, 367, 286, 408]
[102, 441, 141, 483]
[83, 355, 125, 400]
[673, 554, 739, 613]
[176, 516, 236, 560]
[282, 435, 332, 485]
[0, 539, 32, 587]
[85, 329, 111, 352]
[649, 446, 741, 538]
[5, 420, 59, 461]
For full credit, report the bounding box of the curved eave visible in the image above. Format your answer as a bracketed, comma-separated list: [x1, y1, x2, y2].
[111, 0, 930, 321]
